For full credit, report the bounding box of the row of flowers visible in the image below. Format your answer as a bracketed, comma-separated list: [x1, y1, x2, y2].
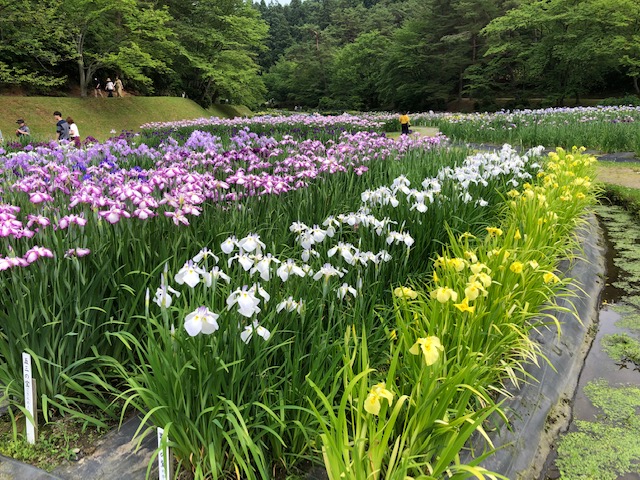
[137, 106, 640, 139]
[139, 112, 387, 132]
[0, 129, 445, 270]
[121, 145, 579, 478]
[411, 105, 640, 128]
[407, 106, 640, 154]
[151, 143, 544, 343]
[313, 147, 597, 479]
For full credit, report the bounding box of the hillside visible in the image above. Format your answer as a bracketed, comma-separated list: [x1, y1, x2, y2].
[0, 97, 250, 143]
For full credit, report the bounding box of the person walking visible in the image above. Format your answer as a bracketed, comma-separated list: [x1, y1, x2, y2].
[114, 76, 124, 97]
[66, 116, 80, 147]
[399, 112, 410, 135]
[54, 111, 70, 141]
[15, 119, 31, 138]
[94, 78, 104, 98]
[105, 78, 115, 97]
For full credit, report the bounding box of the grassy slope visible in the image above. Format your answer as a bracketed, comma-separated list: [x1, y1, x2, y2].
[0, 97, 250, 142]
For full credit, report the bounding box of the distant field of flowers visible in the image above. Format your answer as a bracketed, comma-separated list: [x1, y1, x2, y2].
[0, 114, 597, 479]
[138, 113, 392, 147]
[410, 105, 640, 154]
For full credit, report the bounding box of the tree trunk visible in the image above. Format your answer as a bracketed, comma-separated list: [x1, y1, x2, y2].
[80, 64, 97, 98]
[634, 76, 639, 94]
[79, 60, 87, 97]
[76, 32, 89, 97]
[471, 34, 477, 63]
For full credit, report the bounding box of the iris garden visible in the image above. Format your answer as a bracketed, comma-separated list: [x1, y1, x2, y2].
[412, 105, 640, 155]
[0, 113, 597, 479]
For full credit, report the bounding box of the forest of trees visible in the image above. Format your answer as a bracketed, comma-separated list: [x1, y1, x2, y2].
[1, 0, 639, 111]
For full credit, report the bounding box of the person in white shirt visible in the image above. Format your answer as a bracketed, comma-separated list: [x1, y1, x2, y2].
[105, 78, 115, 97]
[66, 116, 80, 147]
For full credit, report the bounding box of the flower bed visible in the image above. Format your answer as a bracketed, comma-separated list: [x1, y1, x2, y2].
[0, 125, 456, 424]
[408, 106, 640, 154]
[0, 115, 598, 479]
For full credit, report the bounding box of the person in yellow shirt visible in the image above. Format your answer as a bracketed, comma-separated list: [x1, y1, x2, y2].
[399, 112, 410, 135]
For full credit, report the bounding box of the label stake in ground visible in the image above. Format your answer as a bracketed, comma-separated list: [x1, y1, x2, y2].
[157, 427, 172, 480]
[22, 352, 37, 444]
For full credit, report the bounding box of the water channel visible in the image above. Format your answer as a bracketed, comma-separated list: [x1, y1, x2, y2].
[539, 203, 640, 479]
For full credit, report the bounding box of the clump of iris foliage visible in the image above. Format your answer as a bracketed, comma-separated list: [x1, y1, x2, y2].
[407, 106, 640, 155]
[0, 113, 596, 480]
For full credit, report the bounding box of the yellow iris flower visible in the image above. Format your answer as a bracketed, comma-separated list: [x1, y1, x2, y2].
[469, 272, 492, 289]
[431, 287, 458, 304]
[409, 336, 443, 366]
[507, 189, 520, 198]
[464, 250, 478, 264]
[364, 382, 394, 416]
[453, 297, 475, 313]
[510, 261, 524, 274]
[470, 262, 490, 275]
[465, 281, 485, 301]
[394, 286, 418, 299]
[543, 272, 560, 284]
[447, 257, 466, 272]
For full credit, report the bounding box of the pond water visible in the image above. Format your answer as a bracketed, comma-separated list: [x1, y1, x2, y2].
[539, 204, 640, 480]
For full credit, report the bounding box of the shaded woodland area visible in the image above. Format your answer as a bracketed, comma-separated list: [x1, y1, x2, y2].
[2, 0, 639, 110]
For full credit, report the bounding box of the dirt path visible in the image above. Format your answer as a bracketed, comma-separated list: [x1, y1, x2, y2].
[411, 126, 440, 137]
[597, 164, 640, 189]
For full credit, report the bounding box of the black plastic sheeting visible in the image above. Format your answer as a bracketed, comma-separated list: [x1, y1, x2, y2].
[0, 415, 156, 480]
[463, 214, 605, 479]
[0, 456, 62, 480]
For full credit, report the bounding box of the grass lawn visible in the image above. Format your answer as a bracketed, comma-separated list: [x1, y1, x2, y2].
[0, 96, 249, 142]
[386, 126, 440, 139]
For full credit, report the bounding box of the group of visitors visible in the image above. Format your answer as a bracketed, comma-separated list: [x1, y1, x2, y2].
[8, 74, 125, 144]
[94, 76, 124, 97]
[13, 112, 81, 146]
[54, 112, 81, 146]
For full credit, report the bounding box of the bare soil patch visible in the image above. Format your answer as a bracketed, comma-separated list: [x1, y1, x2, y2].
[597, 165, 640, 189]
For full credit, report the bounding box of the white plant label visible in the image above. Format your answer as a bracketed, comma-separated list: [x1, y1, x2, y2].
[22, 352, 35, 444]
[157, 427, 171, 480]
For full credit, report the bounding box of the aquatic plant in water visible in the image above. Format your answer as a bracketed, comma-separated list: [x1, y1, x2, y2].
[557, 379, 640, 480]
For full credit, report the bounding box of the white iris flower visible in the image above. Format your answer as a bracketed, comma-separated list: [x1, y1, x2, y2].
[184, 306, 219, 337]
[276, 296, 303, 314]
[277, 259, 306, 282]
[227, 286, 261, 318]
[240, 320, 271, 343]
[175, 260, 206, 288]
[153, 284, 180, 308]
[192, 247, 219, 264]
[337, 283, 357, 301]
[202, 266, 231, 286]
[220, 236, 238, 254]
[238, 233, 266, 254]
